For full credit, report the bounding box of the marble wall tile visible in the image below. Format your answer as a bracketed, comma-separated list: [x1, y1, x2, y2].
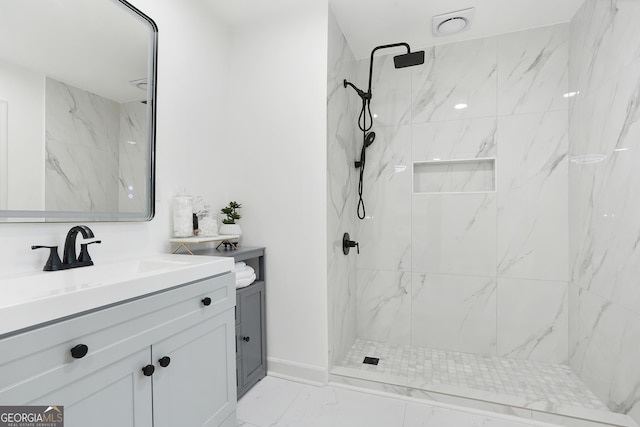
[354, 53, 413, 127]
[412, 193, 497, 277]
[412, 38, 497, 124]
[569, 288, 640, 421]
[569, 66, 640, 315]
[412, 118, 497, 162]
[45, 78, 120, 212]
[45, 140, 117, 211]
[497, 111, 569, 282]
[355, 125, 412, 271]
[356, 269, 411, 346]
[496, 278, 568, 363]
[569, 2, 640, 424]
[570, 0, 640, 97]
[411, 273, 497, 355]
[327, 8, 359, 367]
[497, 24, 569, 115]
[118, 100, 147, 213]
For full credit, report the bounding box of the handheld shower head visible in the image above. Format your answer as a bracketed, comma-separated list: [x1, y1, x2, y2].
[364, 131, 376, 147]
[394, 50, 425, 68]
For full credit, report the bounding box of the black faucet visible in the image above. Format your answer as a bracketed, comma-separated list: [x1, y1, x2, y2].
[32, 225, 101, 271]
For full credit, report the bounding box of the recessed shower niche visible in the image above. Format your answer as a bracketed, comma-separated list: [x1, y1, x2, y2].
[412, 158, 496, 194]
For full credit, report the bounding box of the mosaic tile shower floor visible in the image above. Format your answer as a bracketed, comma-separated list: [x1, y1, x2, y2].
[339, 338, 605, 411]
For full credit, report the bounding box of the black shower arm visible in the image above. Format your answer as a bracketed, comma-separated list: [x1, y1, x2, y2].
[343, 80, 370, 100]
[367, 42, 411, 94]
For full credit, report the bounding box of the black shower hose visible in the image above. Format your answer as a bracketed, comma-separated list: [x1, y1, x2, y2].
[356, 97, 374, 220]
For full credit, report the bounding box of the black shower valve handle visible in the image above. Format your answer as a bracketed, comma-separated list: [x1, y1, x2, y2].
[342, 233, 360, 255]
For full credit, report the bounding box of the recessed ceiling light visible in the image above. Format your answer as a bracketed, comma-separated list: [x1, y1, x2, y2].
[454, 103, 468, 110]
[563, 91, 579, 98]
[433, 8, 475, 37]
[614, 148, 629, 152]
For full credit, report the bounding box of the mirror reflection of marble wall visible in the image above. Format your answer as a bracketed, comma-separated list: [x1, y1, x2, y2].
[0, 0, 155, 220]
[44, 78, 147, 213]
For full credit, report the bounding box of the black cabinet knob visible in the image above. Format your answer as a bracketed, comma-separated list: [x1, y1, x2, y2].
[142, 364, 155, 377]
[70, 344, 89, 359]
[159, 356, 171, 368]
[242, 336, 250, 342]
[201, 297, 212, 306]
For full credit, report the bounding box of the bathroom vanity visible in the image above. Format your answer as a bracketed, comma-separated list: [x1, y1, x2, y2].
[0, 255, 236, 427]
[194, 247, 267, 399]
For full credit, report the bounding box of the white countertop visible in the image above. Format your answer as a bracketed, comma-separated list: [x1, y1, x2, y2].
[0, 254, 234, 337]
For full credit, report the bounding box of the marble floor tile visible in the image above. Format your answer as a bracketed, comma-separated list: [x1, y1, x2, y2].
[237, 376, 561, 427]
[236, 376, 306, 426]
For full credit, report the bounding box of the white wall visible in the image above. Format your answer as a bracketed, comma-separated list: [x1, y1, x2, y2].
[0, 0, 232, 273]
[0, 59, 45, 210]
[226, 1, 330, 382]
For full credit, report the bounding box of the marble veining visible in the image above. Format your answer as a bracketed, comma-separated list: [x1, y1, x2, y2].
[355, 125, 411, 272]
[497, 24, 569, 115]
[568, 1, 640, 424]
[238, 376, 570, 427]
[411, 273, 497, 355]
[356, 269, 411, 346]
[412, 118, 497, 162]
[496, 279, 568, 364]
[327, 8, 359, 366]
[412, 38, 497, 123]
[45, 77, 120, 212]
[118, 100, 147, 213]
[497, 111, 569, 282]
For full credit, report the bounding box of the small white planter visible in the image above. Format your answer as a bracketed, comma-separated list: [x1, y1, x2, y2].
[219, 223, 241, 236]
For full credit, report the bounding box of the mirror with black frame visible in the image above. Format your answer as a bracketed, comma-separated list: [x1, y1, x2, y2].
[0, 0, 157, 222]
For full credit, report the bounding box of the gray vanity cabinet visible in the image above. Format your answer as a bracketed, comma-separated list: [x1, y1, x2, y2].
[236, 281, 266, 398]
[23, 348, 153, 427]
[197, 246, 267, 399]
[0, 273, 237, 427]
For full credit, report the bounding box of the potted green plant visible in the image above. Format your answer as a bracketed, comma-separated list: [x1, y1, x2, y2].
[219, 201, 242, 235]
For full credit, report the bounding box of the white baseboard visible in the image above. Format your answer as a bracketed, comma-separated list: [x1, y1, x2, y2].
[267, 357, 328, 385]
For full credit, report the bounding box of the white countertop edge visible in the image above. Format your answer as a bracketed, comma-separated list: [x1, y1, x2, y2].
[0, 254, 234, 337]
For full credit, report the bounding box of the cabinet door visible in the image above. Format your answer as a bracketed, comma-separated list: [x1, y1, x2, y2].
[152, 309, 236, 427]
[238, 282, 266, 390]
[27, 348, 153, 427]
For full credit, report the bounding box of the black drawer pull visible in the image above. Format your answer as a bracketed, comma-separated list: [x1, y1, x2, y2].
[159, 356, 171, 368]
[201, 297, 212, 306]
[142, 364, 155, 377]
[70, 344, 89, 359]
[242, 336, 250, 342]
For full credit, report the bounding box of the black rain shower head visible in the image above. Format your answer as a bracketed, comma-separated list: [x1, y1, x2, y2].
[394, 50, 425, 69]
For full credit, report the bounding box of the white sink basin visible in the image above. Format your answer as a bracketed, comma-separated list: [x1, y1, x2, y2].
[0, 254, 234, 337]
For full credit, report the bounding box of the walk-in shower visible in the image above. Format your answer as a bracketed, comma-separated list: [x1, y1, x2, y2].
[344, 42, 424, 220]
[327, 1, 640, 426]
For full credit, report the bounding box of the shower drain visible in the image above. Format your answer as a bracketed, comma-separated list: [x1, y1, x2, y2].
[363, 356, 380, 365]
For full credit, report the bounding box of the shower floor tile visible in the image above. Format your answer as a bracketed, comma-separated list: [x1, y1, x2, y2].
[339, 338, 606, 412]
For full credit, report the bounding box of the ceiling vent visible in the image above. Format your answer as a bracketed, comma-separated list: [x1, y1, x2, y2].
[433, 8, 475, 37]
